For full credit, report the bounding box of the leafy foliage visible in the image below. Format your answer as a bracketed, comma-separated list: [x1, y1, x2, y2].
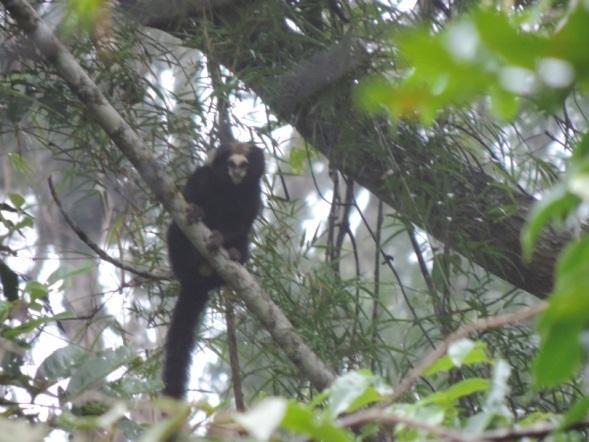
[359, 0, 589, 428]
[360, 4, 589, 122]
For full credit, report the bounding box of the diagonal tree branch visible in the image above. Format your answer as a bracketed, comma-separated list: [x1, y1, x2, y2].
[0, 0, 335, 391]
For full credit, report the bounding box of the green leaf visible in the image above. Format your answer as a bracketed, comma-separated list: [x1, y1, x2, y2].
[533, 321, 582, 387]
[15, 215, 34, 230]
[571, 133, 589, 161]
[550, 3, 589, 75]
[562, 395, 589, 428]
[474, 9, 545, 69]
[448, 339, 489, 366]
[67, 347, 136, 397]
[424, 339, 489, 375]
[281, 401, 353, 442]
[356, 76, 395, 114]
[554, 235, 589, 295]
[0, 300, 11, 322]
[109, 375, 161, 396]
[328, 370, 390, 417]
[25, 281, 48, 301]
[7, 153, 33, 178]
[420, 378, 490, 405]
[358, 5, 589, 124]
[288, 146, 309, 175]
[280, 401, 315, 435]
[532, 235, 589, 387]
[7, 193, 25, 209]
[2, 312, 74, 339]
[489, 86, 519, 120]
[36, 345, 88, 383]
[64, 0, 104, 29]
[57, 404, 128, 432]
[47, 263, 94, 286]
[521, 185, 580, 261]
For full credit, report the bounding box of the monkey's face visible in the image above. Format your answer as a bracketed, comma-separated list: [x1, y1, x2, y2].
[227, 153, 249, 184]
[209, 142, 265, 186]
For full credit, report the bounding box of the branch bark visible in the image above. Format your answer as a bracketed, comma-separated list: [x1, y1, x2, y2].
[0, 0, 335, 391]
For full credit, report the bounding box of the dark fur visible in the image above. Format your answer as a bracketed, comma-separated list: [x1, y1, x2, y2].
[163, 143, 264, 398]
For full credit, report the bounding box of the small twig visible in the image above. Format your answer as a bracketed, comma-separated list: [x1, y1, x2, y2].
[405, 224, 453, 337]
[370, 200, 384, 372]
[387, 302, 546, 404]
[207, 57, 234, 145]
[326, 164, 340, 266]
[48, 177, 167, 281]
[224, 290, 245, 411]
[347, 198, 436, 349]
[0, 244, 17, 256]
[0, 203, 18, 212]
[333, 177, 354, 265]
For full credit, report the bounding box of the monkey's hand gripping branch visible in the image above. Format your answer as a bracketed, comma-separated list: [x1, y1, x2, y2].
[0, 0, 336, 391]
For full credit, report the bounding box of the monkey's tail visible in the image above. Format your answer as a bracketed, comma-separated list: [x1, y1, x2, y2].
[162, 283, 210, 399]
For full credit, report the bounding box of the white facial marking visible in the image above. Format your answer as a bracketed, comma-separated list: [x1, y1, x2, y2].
[228, 153, 248, 184]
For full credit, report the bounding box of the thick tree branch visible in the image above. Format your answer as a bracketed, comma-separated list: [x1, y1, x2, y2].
[1, 0, 335, 391]
[271, 34, 370, 115]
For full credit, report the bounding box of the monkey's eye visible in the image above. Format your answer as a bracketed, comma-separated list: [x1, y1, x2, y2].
[229, 160, 248, 170]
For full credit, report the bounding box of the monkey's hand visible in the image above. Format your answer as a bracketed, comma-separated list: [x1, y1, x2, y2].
[186, 203, 204, 224]
[227, 248, 242, 262]
[206, 230, 224, 251]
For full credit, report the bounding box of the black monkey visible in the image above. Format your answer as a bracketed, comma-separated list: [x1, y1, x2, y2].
[163, 142, 265, 399]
